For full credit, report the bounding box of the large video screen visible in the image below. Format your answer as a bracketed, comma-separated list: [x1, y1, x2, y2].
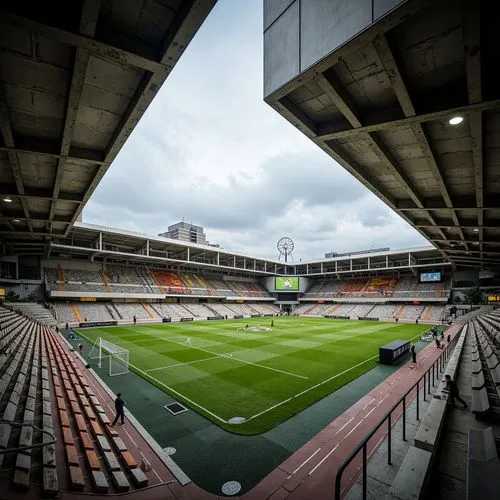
[275, 276, 299, 291]
[419, 272, 442, 283]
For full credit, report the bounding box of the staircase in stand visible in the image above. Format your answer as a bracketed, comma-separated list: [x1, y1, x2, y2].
[99, 271, 113, 292]
[141, 303, 157, 319]
[395, 304, 406, 319]
[422, 306, 432, 321]
[71, 303, 83, 322]
[57, 264, 66, 291]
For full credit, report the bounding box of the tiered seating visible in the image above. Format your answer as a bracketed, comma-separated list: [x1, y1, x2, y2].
[348, 304, 375, 317]
[151, 271, 190, 294]
[0, 310, 57, 495]
[105, 266, 151, 294]
[7, 303, 57, 326]
[180, 303, 211, 318]
[78, 303, 113, 322]
[399, 304, 425, 320]
[303, 275, 451, 299]
[43, 327, 149, 492]
[113, 304, 150, 320]
[153, 303, 191, 319]
[470, 320, 500, 418]
[225, 280, 269, 297]
[53, 303, 78, 323]
[208, 303, 239, 317]
[324, 303, 356, 315]
[250, 303, 279, 315]
[338, 278, 369, 295]
[369, 304, 399, 318]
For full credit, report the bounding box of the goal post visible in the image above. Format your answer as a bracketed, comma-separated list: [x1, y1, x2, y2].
[89, 337, 129, 376]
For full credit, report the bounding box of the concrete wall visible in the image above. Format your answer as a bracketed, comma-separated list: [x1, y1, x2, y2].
[264, 0, 407, 96]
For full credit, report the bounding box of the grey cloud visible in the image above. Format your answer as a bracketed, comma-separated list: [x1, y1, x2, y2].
[88, 150, 368, 232]
[83, 1, 428, 260]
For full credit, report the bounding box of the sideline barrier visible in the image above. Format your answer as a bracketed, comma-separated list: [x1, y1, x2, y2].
[79, 321, 118, 328]
[386, 325, 468, 500]
[335, 326, 462, 500]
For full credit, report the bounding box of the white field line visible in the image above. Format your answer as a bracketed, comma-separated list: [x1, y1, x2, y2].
[76, 330, 229, 424]
[156, 336, 309, 380]
[146, 356, 221, 372]
[287, 448, 321, 479]
[246, 354, 379, 421]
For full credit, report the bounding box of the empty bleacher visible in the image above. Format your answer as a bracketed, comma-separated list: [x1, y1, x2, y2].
[0, 306, 151, 495]
[302, 275, 451, 299]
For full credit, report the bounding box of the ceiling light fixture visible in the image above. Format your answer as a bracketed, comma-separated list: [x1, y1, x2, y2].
[449, 116, 464, 125]
[473, 228, 479, 232]
[3, 197, 12, 203]
[12, 218, 20, 222]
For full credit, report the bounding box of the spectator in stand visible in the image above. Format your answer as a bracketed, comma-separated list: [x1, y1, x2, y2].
[447, 334, 451, 343]
[443, 375, 468, 408]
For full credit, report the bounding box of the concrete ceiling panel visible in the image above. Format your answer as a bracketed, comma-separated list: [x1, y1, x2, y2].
[9, 109, 63, 139]
[0, 52, 69, 97]
[85, 56, 143, 97]
[2, 83, 66, 120]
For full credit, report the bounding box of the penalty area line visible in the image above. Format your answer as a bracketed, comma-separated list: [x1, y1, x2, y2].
[158, 336, 309, 380]
[246, 354, 379, 422]
[146, 356, 221, 372]
[76, 330, 229, 425]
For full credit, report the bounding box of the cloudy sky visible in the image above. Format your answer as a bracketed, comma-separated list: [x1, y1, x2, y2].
[83, 1, 428, 260]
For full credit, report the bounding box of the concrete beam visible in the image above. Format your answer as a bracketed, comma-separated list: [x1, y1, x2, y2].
[267, 0, 434, 101]
[64, 1, 218, 238]
[462, 0, 483, 258]
[0, 11, 166, 73]
[317, 99, 500, 141]
[0, 185, 83, 203]
[397, 196, 499, 211]
[320, 139, 450, 262]
[316, 73, 362, 128]
[373, 34, 468, 246]
[0, 212, 72, 224]
[315, 65, 446, 241]
[0, 82, 33, 232]
[50, 0, 101, 225]
[431, 239, 500, 246]
[0, 140, 107, 165]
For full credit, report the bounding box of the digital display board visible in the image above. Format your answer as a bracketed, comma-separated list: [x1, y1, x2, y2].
[419, 272, 442, 283]
[275, 276, 299, 291]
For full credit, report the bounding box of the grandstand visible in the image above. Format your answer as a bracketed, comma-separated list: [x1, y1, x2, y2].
[1, 0, 500, 499]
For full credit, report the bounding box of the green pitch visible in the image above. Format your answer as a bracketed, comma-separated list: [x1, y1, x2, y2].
[75, 317, 430, 435]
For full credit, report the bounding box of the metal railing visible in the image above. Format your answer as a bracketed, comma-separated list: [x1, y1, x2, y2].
[334, 333, 460, 500]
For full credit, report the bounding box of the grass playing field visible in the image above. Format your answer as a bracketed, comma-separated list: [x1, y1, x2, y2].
[75, 317, 431, 435]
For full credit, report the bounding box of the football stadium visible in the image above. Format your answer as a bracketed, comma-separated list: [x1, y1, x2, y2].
[1, 1, 500, 499]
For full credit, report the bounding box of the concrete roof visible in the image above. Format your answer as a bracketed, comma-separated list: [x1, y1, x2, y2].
[0, 0, 216, 255]
[265, 0, 500, 270]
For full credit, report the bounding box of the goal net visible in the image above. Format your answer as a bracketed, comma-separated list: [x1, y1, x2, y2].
[89, 337, 129, 376]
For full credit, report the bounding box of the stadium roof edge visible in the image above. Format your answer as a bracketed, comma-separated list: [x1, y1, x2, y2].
[298, 246, 438, 265]
[49, 223, 451, 275]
